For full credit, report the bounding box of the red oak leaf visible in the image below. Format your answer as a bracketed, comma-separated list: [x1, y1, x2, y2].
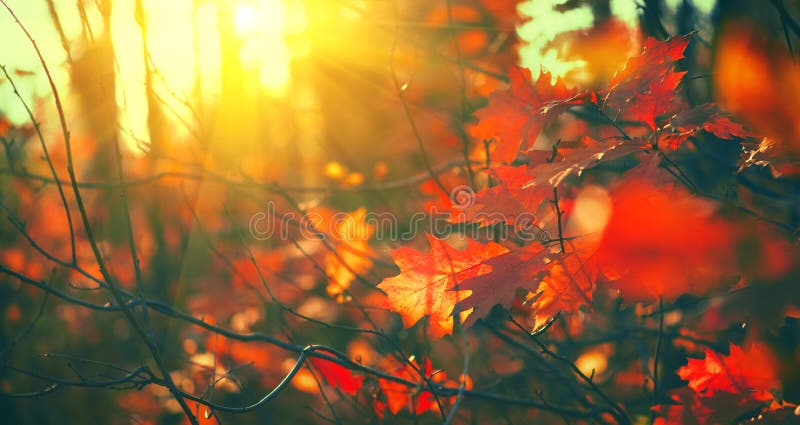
[378, 234, 508, 338]
[461, 139, 640, 227]
[459, 165, 545, 226]
[609, 35, 690, 87]
[457, 244, 552, 327]
[629, 69, 687, 129]
[473, 66, 579, 163]
[655, 342, 781, 425]
[702, 115, 750, 140]
[309, 357, 364, 396]
[521, 139, 641, 190]
[594, 178, 737, 302]
[420, 173, 470, 216]
[667, 104, 751, 143]
[604, 35, 690, 129]
[678, 342, 779, 401]
[527, 249, 596, 329]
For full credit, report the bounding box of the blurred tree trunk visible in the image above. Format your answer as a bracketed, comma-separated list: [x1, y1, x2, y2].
[214, 0, 257, 163]
[134, 0, 165, 154]
[70, 0, 117, 180]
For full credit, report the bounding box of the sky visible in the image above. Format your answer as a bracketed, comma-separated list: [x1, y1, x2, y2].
[0, 0, 718, 150]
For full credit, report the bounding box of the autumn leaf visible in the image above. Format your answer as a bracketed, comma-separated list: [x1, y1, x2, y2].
[521, 138, 641, 189]
[461, 139, 640, 227]
[299, 207, 375, 301]
[473, 66, 580, 163]
[663, 103, 751, 148]
[627, 68, 687, 130]
[458, 243, 597, 330]
[457, 243, 551, 327]
[655, 342, 781, 425]
[459, 164, 545, 226]
[609, 34, 690, 88]
[594, 178, 737, 302]
[378, 234, 508, 338]
[526, 249, 596, 329]
[653, 387, 765, 425]
[376, 357, 441, 416]
[309, 357, 364, 395]
[678, 342, 779, 401]
[323, 208, 375, 302]
[181, 400, 220, 425]
[603, 35, 690, 129]
[702, 116, 749, 140]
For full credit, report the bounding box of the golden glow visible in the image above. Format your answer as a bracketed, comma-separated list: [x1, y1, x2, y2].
[111, 0, 146, 152]
[0, 0, 723, 155]
[234, 3, 261, 37]
[324, 161, 347, 180]
[195, 3, 222, 97]
[232, 0, 308, 95]
[0, 0, 307, 153]
[571, 185, 612, 236]
[575, 350, 609, 378]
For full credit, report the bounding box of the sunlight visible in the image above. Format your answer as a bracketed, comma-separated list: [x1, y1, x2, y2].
[517, 0, 594, 81]
[0, 1, 78, 124]
[517, 0, 718, 84]
[107, 0, 309, 152]
[0, 0, 345, 156]
[3, 2, 799, 424]
[233, 0, 297, 94]
[0, 0, 724, 156]
[234, 3, 261, 36]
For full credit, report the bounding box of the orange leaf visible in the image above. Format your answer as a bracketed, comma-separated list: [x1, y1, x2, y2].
[473, 66, 579, 163]
[527, 251, 596, 328]
[604, 35, 690, 129]
[460, 165, 545, 227]
[458, 244, 551, 327]
[378, 234, 508, 338]
[324, 208, 375, 301]
[664, 104, 751, 148]
[656, 341, 782, 425]
[461, 139, 639, 227]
